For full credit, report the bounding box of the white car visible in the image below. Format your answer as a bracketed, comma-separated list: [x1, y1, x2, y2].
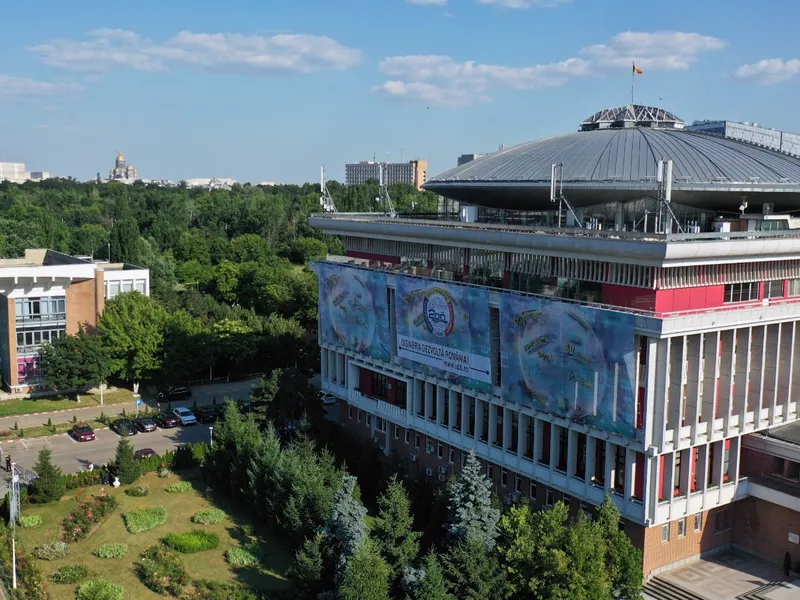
[320, 393, 337, 406]
[172, 407, 197, 426]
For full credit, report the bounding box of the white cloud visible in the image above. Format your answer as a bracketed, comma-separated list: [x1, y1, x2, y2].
[477, 0, 571, 8]
[29, 28, 363, 75]
[0, 75, 83, 99]
[734, 58, 800, 85]
[407, 0, 447, 5]
[374, 30, 724, 107]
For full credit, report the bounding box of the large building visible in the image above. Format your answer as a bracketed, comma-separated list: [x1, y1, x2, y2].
[312, 105, 800, 583]
[0, 249, 149, 393]
[687, 119, 800, 159]
[345, 159, 428, 190]
[0, 163, 51, 184]
[108, 152, 139, 183]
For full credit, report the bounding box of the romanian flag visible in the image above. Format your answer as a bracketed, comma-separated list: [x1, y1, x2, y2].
[633, 63, 643, 75]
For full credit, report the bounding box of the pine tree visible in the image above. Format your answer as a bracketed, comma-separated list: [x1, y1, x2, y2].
[442, 534, 509, 600]
[406, 551, 454, 600]
[113, 438, 140, 484]
[374, 475, 420, 579]
[29, 448, 65, 504]
[326, 474, 368, 573]
[338, 538, 391, 600]
[288, 532, 335, 598]
[446, 451, 500, 549]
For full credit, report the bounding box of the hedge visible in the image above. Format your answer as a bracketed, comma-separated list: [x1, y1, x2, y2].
[93, 543, 128, 559]
[124, 506, 168, 534]
[50, 564, 90, 584]
[191, 508, 226, 525]
[163, 530, 220, 554]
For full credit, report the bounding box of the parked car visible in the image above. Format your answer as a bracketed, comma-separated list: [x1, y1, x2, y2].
[134, 448, 157, 460]
[172, 406, 197, 426]
[320, 393, 337, 406]
[71, 423, 96, 442]
[195, 405, 222, 423]
[135, 416, 157, 432]
[154, 412, 180, 428]
[157, 385, 192, 402]
[111, 418, 137, 437]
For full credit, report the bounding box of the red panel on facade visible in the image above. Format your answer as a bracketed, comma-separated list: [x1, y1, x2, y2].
[634, 452, 645, 499]
[601, 284, 656, 311]
[690, 447, 699, 492]
[359, 368, 373, 395]
[658, 455, 666, 500]
[655, 285, 725, 313]
[346, 251, 401, 264]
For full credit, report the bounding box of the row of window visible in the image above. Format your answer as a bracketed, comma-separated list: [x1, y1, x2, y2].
[105, 279, 146, 299]
[14, 297, 66, 322]
[16, 327, 66, 355]
[660, 509, 731, 543]
[723, 279, 800, 304]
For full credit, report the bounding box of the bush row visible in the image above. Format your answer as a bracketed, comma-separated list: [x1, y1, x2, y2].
[62, 494, 118, 542]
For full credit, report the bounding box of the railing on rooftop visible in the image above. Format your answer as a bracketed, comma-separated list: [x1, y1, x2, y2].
[311, 212, 800, 244]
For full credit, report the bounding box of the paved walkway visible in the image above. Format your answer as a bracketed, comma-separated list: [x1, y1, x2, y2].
[0, 379, 256, 434]
[656, 552, 800, 600]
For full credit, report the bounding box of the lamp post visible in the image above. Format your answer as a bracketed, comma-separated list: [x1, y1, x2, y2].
[208, 426, 214, 449]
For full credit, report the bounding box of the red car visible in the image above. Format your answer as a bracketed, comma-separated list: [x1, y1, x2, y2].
[71, 423, 96, 442]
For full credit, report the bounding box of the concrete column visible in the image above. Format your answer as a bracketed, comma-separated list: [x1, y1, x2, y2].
[731, 437, 741, 483]
[614, 201, 625, 232]
[698, 444, 710, 495]
[712, 442, 724, 488]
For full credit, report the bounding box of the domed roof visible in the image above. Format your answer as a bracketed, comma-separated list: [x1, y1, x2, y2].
[425, 110, 800, 211]
[116, 152, 125, 161]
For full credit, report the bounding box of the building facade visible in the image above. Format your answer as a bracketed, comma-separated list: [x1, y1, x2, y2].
[0, 250, 149, 393]
[311, 212, 800, 579]
[457, 153, 485, 166]
[0, 163, 51, 184]
[108, 152, 139, 183]
[345, 160, 428, 190]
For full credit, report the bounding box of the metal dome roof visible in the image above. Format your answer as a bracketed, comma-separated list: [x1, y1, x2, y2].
[425, 125, 800, 211]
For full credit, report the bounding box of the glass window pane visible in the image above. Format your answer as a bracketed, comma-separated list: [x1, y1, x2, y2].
[135, 280, 146, 294]
[122, 280, 133, 293]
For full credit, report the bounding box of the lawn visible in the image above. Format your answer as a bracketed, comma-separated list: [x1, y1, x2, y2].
[0, 388, 134, 419]
[19, 471, 293, 599]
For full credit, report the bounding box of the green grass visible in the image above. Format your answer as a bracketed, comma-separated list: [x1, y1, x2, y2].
[12, 418, 107, 441]
[18, 471, 292, 600]
[0, 388, 134, 419]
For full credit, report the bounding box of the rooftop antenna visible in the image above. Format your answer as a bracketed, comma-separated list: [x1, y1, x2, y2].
[550, 163, 583, 228]
[656, 159, 683, 233]
[319, 166, 338, 213]
[377, 162, 396, 218]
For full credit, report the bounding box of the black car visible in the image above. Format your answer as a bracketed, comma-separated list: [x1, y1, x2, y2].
[111, 418, 137, 437]
[134, 448, 157, 460]
[135, 416, 157, 432]
[154, 411, 180, 428]
[195, 405, 223, 423]
[157, 386, 192, 402]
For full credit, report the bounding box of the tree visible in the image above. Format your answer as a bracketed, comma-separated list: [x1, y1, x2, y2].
[442, 534, 509, 600]
[39, 328, 112, 402]
[446, 452, 500, 549]
[374, 475, 420, 580]
[113, 438, 140, 484]
[596, 498, 643, 600]
[98, 292, 167, 391]
[337, 538, 391, 600]
[288, 532, 335, 598]
[250, 367, 323, 429]
[109, 218, 141, 264]
[326, 474, 368, 572]
[404, 552, 454, 600]
[29, 448, 65, 504]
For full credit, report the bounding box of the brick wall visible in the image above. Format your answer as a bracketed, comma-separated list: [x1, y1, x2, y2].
[65, 278, 101, 334]
[734, 497, 800, 566]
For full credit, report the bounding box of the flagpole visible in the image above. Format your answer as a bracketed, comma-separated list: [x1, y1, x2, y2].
[631, 61, 635, 105]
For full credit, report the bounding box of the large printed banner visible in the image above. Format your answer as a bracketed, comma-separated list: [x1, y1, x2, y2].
[395, 275, 491, 393]
[500, 295, 637, 438]
[317, 263, 391, 362]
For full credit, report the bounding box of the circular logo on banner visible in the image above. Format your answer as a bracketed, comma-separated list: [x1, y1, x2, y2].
[423, 288, 454, 337]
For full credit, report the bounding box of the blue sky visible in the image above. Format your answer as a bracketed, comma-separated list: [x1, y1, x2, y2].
[1, 0, 799, 184]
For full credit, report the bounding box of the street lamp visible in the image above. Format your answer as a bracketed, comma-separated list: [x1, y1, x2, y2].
[208, 426, 214, 449]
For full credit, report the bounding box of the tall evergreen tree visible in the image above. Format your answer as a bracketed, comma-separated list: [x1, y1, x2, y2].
[337, 538, 391, 600]
[288, 532, 335, 599]
[374, 475, 420, 580]
[446, 451, 500, 549]
[442, 534, 509, 600]
[405, 552, 454, 600]
[326, 474, 368, 573]
[29, 448, 65, 504]
[113, 438, 140, 485]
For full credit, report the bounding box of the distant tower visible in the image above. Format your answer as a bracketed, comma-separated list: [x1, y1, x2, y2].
[109, 152, 138, 183]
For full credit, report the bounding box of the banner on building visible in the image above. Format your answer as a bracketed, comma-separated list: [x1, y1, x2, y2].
[500, 294, 637, 438]
[317, 263, 391, 362]
[395, 275, 491, 393]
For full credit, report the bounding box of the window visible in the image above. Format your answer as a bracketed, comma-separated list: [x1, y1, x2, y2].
[581, 502, 593, 520]
[661, 524, 670, 543]
[765, 280, 784, 299]
[500, 468, 508, 488]
[487, 464, 494, 480]
[108, 281, 120, 298]
[467, 399, 475, 437]
[514, 475, 522, 493]
[673, 451, 682, 494]
[348, 406, 353, 419]
[723, 282, 759, 303]
[394, 425, 400, 439]
[366, 414, 372, 427]
[437, 442, 444, 459]
[529, 481, 537, 500]
[134, 280, 146, 294]
[557, 427, 568, 472]
[376, 417, 386, 432]
[454, 393, 462, 431]
[404, 430, 410, 445]
[694, 513, 702, 532]
[790, 278, 800, 297]
[614, 445, 626, 492]
[461, 453, 468, 468]
[490, 307, 501, 386]
[371, 372, 389, 400]
[576, 433, 587, 479]
[510, 411, 519, 453]
[394, 380, 407, 409]
[545, 489, 554, 507]
[357, 410, 362, 423]
[122, 280, 134, 293]
[562, 493, 572, 506]
[15, 297, 66, 322]
[448, 448, 455, 464]
[678, 518, 686, 538]
[414, 434, 421, 448]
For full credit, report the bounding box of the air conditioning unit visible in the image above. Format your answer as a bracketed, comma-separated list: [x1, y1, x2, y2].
[438, 474, 446, 482]
[438, 465, 447, 474]
[410, 454, 418, 462]
[372, 436, 379, 444]
[425, 467, 433, 477]
[426, 442, 435, 454]
[504, 494, 513, 506]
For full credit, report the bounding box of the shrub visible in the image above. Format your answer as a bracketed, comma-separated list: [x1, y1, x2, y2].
[184, 580, 259, 600]
[62, 495, 118, 542]
[125, 484, 150, 497]
[164, 530, 220, 554]
[158, 467, 173, 478]
[65, 470, 104, 490]
[113, 438, 140, 484]
[93, 543, 128, 559]
[166, 481, 192, 494]
[50, 564, 89, 584]
[124, 506, 167, 534]
[29, 448, 65, 504]
[19, 515, 43, 529]
[225, 546, 259, 567]
[76, 579, 124, 600]
[33, 540, 70, 560]
[191, 508, 226, 525]
[136, 545, 189, 596]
